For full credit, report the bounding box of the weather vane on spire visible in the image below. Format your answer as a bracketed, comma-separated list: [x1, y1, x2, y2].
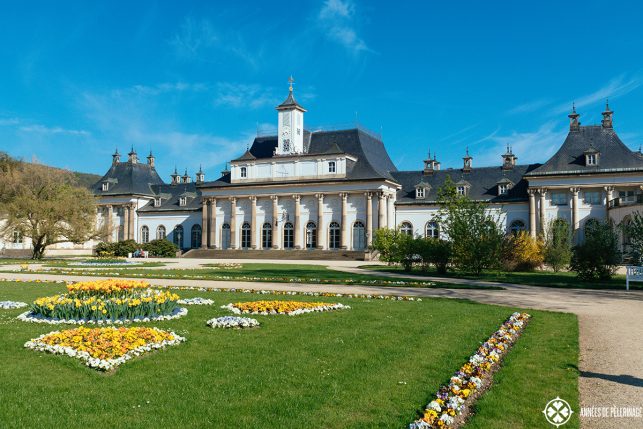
[288, 75, 295, 92]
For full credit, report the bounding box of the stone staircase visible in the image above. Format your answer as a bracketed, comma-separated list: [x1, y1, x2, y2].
[182, 248, 371, 261]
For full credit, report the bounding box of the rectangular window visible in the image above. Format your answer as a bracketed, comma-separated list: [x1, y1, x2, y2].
[498, 184, 508, 195]
[457, 186, 466, 196]
[586, 154, 597, 165]
[551, 192, 568, 206]
[416, 188, 425, 199]
[328, 161, 336, 173]
[179, 197, 187, 207]
[583, 191, 602, 205]
[154, 198, 161, 207]
[240, 167, 247, 178]
[102, 182, 109, 191]
[620, 190, 636, 203]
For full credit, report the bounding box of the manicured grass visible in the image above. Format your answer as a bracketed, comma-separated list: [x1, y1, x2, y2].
[6, 263, 502, 289]
[0, 280, 578, 428]
[361, 265, 637, 290]
[43, 260, 167, 268]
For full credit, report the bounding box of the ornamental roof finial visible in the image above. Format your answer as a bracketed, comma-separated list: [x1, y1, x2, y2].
[288, 75, 294, 92]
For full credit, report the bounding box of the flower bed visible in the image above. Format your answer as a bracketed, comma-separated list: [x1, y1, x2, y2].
[18, 279, 185, 324]
[24, 326, 185, 371]
[177, 297, 214, 305]
[206, 316, 259, 329]
[0, 300, 28, 309]
[409, 312, 531, 429]
[222, 300, 350, 316]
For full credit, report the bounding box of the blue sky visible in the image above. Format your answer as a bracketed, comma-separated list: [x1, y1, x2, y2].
[1, 1, 643, 180]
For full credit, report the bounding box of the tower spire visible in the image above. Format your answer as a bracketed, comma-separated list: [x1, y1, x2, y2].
[602, 98, 614, 129]
[568, 102, 580, 131]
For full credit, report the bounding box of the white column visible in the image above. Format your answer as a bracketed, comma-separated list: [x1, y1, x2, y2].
[366, 192, 373, 247]
[316, 193, 325, 250]
[387, 194, 395, 229]
[122, 205, 129, 242]
[129, 203, 136, 241]
[571, 187, 580, 235]
[250, 196, 257, 249]
[201, 197, 209, 249]
[106, 205, 113, 243]
[271, 195, 280, 249]
[209, 198, 217, 249]
[378, 193, 386, 229]
[340, 192, 348, 250]
[539, 188, 547, 234]
[294, 195, 301, 249]
[229, 197, 237, 250]
[528, 190, 536, 238]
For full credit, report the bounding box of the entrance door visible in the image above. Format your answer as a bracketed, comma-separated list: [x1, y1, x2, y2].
[353, 221, 365, 250]
[221, 224, 231, 249]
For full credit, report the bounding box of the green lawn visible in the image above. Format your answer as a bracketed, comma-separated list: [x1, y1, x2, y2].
[43, 260, 168, 268]
[0, 280, 578, 428]
[7, 263, 502, 289]
[361, 265, 637, 290]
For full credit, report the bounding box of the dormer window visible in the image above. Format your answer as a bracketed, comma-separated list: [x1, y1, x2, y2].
[154, 198, 161, 207]
[586, 153, 598, 166]
[457, 186, 466, 196]
[102, 182, 109, 191]
[179, 197, 187, 207]
[328, 161, 336, 173]
[498, 184, 508, 195]
[416, 187, 425, 199]
[240, 167, 247, 178]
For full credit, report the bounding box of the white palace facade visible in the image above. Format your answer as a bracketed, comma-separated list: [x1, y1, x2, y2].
[4, 82, 643, 258]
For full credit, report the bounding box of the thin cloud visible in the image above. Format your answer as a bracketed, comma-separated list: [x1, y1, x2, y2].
[169, 16, 261, 68]
[0, 117, 20, 126]
[507, 99, 552, 115]
[475, 121, 567, 167]
[19, 124, 90, 136]
[318, 0, 373, 54]
[554, 74, 641, 115]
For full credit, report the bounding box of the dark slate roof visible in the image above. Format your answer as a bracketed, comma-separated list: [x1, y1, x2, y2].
[93, 161, 164, 196]
[202, 128, 398, 187]
[234, 149, 256, 161]
[527, 125, 643, 176]
[392, 164, 541, 204]
[276, 90, 305, 111]
[138, 182, 202, 212]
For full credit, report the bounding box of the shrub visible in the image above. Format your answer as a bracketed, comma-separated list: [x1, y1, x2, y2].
[543, 219, 572, 272]
[372, 228, 399, 265]
[502, 231, 544, 271]
[415, 238, 452, 274]
[143, 239, 179, 257]
[94, 240, 139, 257]
[571, 220, 621, 281]
[620, 212, 643, 264]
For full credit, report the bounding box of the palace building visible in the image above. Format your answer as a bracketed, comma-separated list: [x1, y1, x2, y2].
[3, 82, 643, 258]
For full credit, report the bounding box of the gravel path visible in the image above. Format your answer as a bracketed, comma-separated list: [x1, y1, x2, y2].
[2, 266, 641, 429]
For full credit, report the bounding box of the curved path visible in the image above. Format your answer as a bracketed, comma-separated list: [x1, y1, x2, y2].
[2, 263, 642, 429]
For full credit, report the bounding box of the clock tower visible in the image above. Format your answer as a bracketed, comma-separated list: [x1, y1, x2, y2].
[276, 76, 306, 155]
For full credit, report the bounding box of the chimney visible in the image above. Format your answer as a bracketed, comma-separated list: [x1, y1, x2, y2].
[601, 100, 613, 129]
[501, 145, 517, 170]
[112, 148, 120, 165]
[568, 102, 580, 131]
[423, 149, 441, 175]
[147, 150, 155, 168]
[127, 146, 138, 164]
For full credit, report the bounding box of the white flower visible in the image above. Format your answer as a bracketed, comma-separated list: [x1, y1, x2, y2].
[177, 297, 214, 305]
[0, 301, 28, 309]
[439, 414, 454, 425]
[427, 400, 441, 412]
[206, 316, 259, 329]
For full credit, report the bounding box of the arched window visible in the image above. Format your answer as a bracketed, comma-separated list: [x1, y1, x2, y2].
[283, 222, 294, 249]
[329, 221, 341, 249]
[353, 221, 365, 250]
[509, 220, 526, 235]
[173, 225, 184, 248]
[157, 225, 166, 240]
[306, 222, 317, 249]
[425, 221, 439, 239]
[241, 222, 251, 249]
[141, 226, 150, 243]
[262, 222, 272, 249]
[191, 224, 202, 249]
[400, 222, 413, 236]
[221, 223, 231, 249]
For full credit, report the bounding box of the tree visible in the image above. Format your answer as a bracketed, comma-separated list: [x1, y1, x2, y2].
[620, 212, 643, 264]
[543, 218, 572, 272]
[436, 177, 504, 274]
[0, 155, 103, 259]
[372, 228, 398, 265]
[502, 231, 544, 272]
[571, 220, 621, 281]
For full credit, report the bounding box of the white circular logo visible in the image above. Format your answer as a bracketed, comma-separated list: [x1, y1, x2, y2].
[543, 397, 574, 427]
